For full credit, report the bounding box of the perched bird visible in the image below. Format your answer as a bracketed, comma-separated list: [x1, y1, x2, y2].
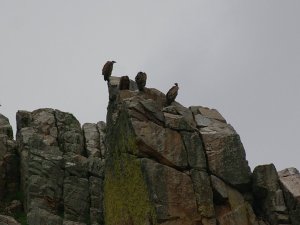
[166, 83, 179, 105]
[102, 61, 116, 81]
[135, 72, 147, 91]
[119, 76, 130, 90]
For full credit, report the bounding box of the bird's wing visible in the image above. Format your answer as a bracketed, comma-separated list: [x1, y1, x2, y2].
[102, 62, 111, 75]
[167, 86, 178, 99]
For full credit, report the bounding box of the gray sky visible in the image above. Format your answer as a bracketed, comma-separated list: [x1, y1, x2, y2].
[0, 1, 299, 171]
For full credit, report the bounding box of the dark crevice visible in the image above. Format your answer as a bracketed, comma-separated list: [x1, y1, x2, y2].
[180, 132, 192, 171]
[52, 110, 66, 219]
[53, 110, 62, 154]
[195, 129, 212, 175]
[81, 128, 89, 158]
[95, 123, 104, 159]
[189, 108, 211, 173]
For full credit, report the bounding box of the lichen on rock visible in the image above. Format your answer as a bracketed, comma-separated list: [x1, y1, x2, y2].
[104, 109, 156, 225]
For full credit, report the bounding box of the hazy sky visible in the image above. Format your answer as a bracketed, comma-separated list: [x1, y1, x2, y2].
[1, 1, 299, 171]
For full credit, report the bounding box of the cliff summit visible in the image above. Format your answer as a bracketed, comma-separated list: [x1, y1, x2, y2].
[0, 76, 299, 225]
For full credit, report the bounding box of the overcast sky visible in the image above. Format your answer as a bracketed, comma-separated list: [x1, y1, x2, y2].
[0, 1, 299, 171]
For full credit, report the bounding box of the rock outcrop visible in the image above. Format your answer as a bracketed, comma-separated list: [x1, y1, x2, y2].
[0, 75, 299, 225]
[104, 76, 257, 225]
[1, 109, 106, 225]
[279, 168, 300, 224]
[0, 114, 18, 200]
[252, 164, 290, 224]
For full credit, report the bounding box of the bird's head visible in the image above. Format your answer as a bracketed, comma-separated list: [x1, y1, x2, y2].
[112, 61, 116, 64]
[174, 83, 178, 86]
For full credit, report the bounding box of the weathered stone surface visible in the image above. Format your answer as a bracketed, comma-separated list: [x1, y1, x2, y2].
[132, 120, 188, 169]
[194, 113, 213, 128]
[63, 177, 89, 222]
[0, 114, 18, 201]
[16, 109, 100, 224]
[190, 106, 226, 123]
[64, 155, 88, 178]
[140, 99, 165, 125]
[0, 115, 13, 138]
[211, 175, 228, 203]
[278, 168, 300, 225]
[26, 147, 64, 212]
[0, 215, 21, 225]
[55, 110, 84, 156]
[195, 106, 251, 189]
[82, 121, 106, 160]
[27, 208, 62, 225]
[141, 158, 203, 224]
[82, 123, 101, 158]
[96, 121, 106, 159]
[163, 103, 196, 129]
[214, 177, 259, 225]
[164, 112, 194, 131]
[181, 131, 207, 170]
[252, 164, 289, 225]
[86, 157, 105, 178]
[190, 169, 215, 218]
[89, 176, 103, 225]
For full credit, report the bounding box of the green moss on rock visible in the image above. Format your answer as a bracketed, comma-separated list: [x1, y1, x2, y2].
[104, 109, 156, 225]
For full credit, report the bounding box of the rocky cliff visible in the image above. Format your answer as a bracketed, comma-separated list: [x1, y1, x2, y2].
[0, 76, 299, 225]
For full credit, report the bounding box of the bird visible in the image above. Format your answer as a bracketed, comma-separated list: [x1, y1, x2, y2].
[135, 72, 147, 91]
[119, 76, 130, 90]
[166, 83, 179, 105]
[102, 61, 116, 81]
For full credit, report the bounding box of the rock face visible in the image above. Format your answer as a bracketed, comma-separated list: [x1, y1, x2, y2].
[191, 106, 251, 190]
[279, 168, 300, 225]
[103, 78, 259, 225]
[0, 114, 18, 201]
[252, 164, 290, 224]
[9, 109, 106, 225]
[0, 76, 300, 225]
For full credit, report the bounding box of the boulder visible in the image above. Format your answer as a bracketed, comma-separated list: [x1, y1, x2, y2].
[192, 106, 251, 190]
[252, 164, 289, 224]
[16, 109, 107, 224]
[212, 175, 259, 225]
[278, 168, 300, 225]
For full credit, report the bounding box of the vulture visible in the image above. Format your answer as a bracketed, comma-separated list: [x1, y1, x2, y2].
[119, 76, 130, 90]
[135, 72, 147, 91]
[102, 61, 116, 81]
[166, 83, 179, 105]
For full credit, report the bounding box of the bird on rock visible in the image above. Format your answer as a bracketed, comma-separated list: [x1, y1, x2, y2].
[119, 76, 130, 90]
[166, 83, 179, 105]
[102, 61, 116, 81]
[135, 72, 147, 91]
